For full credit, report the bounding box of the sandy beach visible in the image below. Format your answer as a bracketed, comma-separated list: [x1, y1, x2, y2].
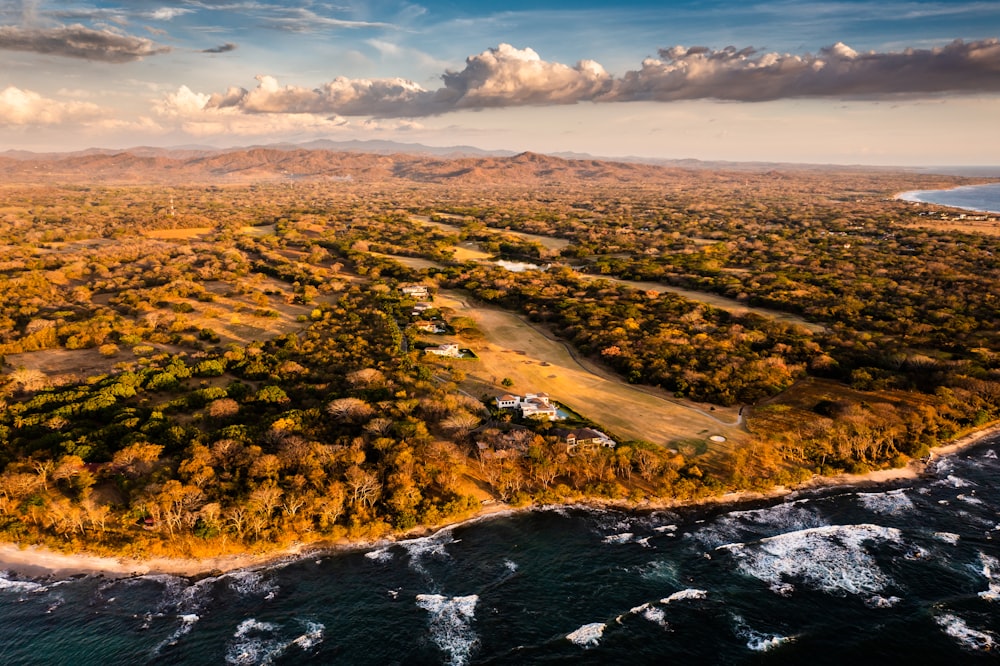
[2, 422, 998, 580]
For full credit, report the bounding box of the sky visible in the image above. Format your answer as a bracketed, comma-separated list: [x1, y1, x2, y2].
[1, 0, 999, 164]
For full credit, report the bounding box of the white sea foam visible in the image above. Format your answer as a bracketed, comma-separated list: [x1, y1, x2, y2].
[956, 494, 983, 505]
[984, 449, 998, 459]
[944, 475, 973, 488]
[934, 532, 960, 545]
[152, 613, 200, 655]
[976, 553, 1000, 601]
[290, 621, 325, 651]
[865, 595, 901, 608]
[935, 613, 997, 652]
[226, 570, 279, 599]
[415, 593, 479, 666]
[566, 622, 606, 647]
[718, 524, 902, 596]
[400, 532, 458, 575]
[603, 532, 635, 545]
[364, 548, 393, 563]
[691, 499, 825, 548]
[733, 615, 793, 652]
[642, 606, 669, 628]
[225, 619, 284, 665]
[0, 572, 46, 595]
[226, 618, 323, 665]
[856, 489, 915, 514]
[661, 588, 707, 604]
[654, 524, 678, 534]
[503, 559, 518, 572]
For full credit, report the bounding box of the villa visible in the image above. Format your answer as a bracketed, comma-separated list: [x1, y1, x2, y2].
[494, 391, 562, 421]
[424, 343, 462, 358]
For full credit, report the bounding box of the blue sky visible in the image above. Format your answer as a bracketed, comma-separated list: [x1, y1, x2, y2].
[1, 0, 999, 164]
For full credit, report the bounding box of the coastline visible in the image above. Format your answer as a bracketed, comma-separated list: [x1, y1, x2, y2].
[2, 423, 999, 581]
[895, 183, 1000, 215]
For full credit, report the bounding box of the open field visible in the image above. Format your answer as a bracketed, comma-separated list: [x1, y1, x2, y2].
[143, 227, 213, 239]
[411, 214, 572, 252]
[433, 290, 747, 449]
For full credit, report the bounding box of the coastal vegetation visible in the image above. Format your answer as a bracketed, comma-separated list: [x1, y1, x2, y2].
[0, 150, 998, 559]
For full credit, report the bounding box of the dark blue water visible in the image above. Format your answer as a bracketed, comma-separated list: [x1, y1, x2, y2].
[900, 182, 1000, 214]
[3, 438, 1000, 664]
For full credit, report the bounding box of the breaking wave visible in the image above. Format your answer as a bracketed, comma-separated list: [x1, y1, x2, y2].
[856, 489, 914, 514]
[718, 524, 902, 596]
[415, 593, 479, 666]
[225, 617, 324, 665]
[566, 622, 606, 647]
[934, 613, 996, 652]
[691, 499, 826, 549]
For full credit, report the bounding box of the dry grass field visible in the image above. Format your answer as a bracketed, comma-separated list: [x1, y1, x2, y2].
[432, 290, 747, 450]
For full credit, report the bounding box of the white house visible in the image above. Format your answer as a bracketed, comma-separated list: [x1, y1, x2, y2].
[494, 392, 561, 421]
[401, 284, 430, 299]
[425, 343, 462, 358]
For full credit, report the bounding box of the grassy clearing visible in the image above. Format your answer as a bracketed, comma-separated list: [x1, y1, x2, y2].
[143, 227, 214, 239]
[433, 290, 746, 449]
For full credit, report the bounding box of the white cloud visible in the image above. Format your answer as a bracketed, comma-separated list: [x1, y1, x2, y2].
[0, 86, 103, 125]
[175, 39, 1000, 120]
[155, 84, 351, 137]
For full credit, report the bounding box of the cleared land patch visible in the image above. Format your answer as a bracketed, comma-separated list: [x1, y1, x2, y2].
[433, 290, 746, 449]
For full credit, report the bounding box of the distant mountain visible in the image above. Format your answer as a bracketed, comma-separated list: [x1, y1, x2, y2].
[1, 144, 984, 186]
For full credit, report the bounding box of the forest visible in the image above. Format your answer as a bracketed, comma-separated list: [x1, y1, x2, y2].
[0, 151, 998, 558]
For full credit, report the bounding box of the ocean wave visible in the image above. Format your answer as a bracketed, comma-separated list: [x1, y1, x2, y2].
[415, 593, 479, 666]
[0, 571, 47, 595]
[856, 489, 914, 515]
[956, 494, 983, 506]
[717, 524, 902, 596]
[690, 499, 826, 549]
[642, 606, 669, 628]
[602, 532, 635, 545]
[934, 613, 997, 652]
[566, 622, 606, 647]
[226, 570, 279, 599]
[225, 618, 324, 665]
[661, 588, 707, 604]
[976, 553, 1000, 601]
[400, 532, 458, 575]
[364, 547, 394, 563]
[942, 475, 974, 488]
[152, 613, 200, 655]
[733, 615, 793, 652]
[865, 595, 901, 608]
[934, 532, 960, 545]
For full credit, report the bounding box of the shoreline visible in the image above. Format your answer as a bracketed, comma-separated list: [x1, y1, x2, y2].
[2, 423, 999, 581]
[895, 184, 1000, 215]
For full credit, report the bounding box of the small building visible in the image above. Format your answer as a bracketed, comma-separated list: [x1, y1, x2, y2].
[495, 394, 520, 409]
[414, 320, 446, 334]
[494, 392, 562, 421]
[553, 427, 616, 449]
[401, 284, 430, 299]
[411, 302, 434, 314]
[425, 343, 462, 358]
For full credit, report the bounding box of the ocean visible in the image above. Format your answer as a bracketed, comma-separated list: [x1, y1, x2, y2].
[2, 436, 1000, 664]
[899, 182, 1000, 214]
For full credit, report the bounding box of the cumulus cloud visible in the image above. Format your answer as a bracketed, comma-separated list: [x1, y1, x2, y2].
[0, 24, 170, 62]
[202, 42, 237, 53]
[155, 84, 351, 137]
[612, 38, 1000, 102]
[165, 39, 1000, 120]
[0, 86, 103, 125]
